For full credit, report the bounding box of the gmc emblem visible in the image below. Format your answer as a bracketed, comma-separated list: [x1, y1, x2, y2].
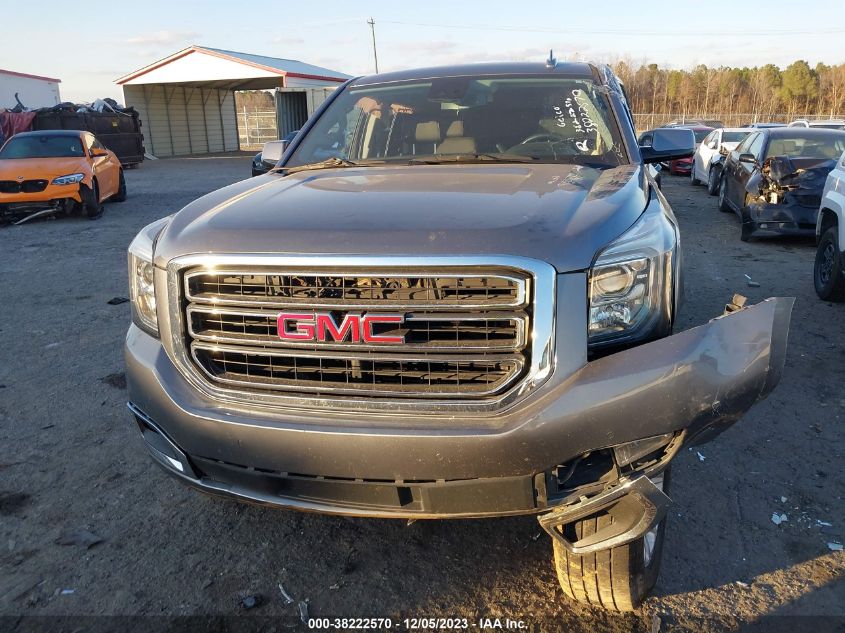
[277, 312, 405, 344]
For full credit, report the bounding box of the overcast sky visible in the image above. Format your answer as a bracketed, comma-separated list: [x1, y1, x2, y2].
[5, 0, 845, 103]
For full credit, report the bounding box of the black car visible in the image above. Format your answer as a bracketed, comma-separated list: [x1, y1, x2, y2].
[718, 127, 845, 241]
[251, 130, 299, 176]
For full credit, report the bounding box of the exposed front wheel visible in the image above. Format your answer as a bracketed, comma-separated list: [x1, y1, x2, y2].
[552, 471, 669, 612]
[707, 166, 721, 196]
[717, 176, 732, 212]
[814, 227, 845, 301]
[80, 181, 103, 219]
[113, 170, 127, 202]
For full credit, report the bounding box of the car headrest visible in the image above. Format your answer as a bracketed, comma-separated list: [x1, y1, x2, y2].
[415, 121, 441, 143]
[445, 121, 464, 137]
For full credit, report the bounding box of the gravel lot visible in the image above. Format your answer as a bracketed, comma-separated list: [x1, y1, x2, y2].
[0, 158, 843, 632]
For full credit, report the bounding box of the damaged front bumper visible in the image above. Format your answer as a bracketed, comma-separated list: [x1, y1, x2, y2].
[125, 296, 793, 521]
[744, 197, 819, 237]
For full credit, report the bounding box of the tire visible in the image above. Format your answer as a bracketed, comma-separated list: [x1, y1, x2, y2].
[707, 166, 721, 196]
[113, 170, 127, 202]
[552, 470, 669, 612]
[717, 175, 732, 212]
[814, 227, 845, 301]
[690, 166, 701, 186]
[740, 195, 756, 242]
[80, 180, 103, 219]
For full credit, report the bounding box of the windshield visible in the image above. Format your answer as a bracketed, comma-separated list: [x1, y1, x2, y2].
[287, 75, 627, 168]
[0, 135, 85, 159]
[765, 133, 845, 160]
[692, 129, 711, 143]
[722, 131, 749, 143]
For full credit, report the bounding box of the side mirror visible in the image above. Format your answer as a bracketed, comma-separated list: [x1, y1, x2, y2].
[707, 141, 718, 149]
[90, 148, 108, 158]
[260, 139, 288, 165]
[639, 128, 695, 164]
[738, 153, 758, 165]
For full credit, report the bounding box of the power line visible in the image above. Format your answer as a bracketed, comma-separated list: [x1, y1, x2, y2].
[379, 20, 845, 37]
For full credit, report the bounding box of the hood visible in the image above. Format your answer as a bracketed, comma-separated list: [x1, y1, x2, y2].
[155, 163, 648, 273]
[0, 157, 89, 180]
[764, 156, 837, 191]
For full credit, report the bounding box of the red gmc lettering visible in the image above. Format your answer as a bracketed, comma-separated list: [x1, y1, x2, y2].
[316, 313, 360, 342]
[277, 312, 316, 340]
[276, 312, 405, 344]
[362, 314, 405, 344]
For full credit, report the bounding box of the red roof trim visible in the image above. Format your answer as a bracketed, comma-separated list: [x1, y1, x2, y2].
[196, 47, 287, 77]
[115, 48, 195, 84]
[285, 72, 346, 83]
[115, 46, 346, 85]
[0, 68, 61, 83]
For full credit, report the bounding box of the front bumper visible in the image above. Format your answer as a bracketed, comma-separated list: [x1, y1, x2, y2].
[0, 185, 82, 206]
[126, 297, 792, 519]
[745, 200, 818, 237]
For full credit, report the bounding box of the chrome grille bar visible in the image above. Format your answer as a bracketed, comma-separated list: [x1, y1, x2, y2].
[186, 305, 527, 352]
[190, 342, 524, 397]
[185, 270, 528, 309]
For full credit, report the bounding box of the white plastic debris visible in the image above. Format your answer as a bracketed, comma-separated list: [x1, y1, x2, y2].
[771, 513, 788, 525]
[61, 589, 75, 595]
[735, 581, 748, 587]
[828, 542, 843, 551]
[817, 520, 832, 527]
[697, 452, 706, 461]
[278, 582, 294, 605]
[780, 496, 787, 503]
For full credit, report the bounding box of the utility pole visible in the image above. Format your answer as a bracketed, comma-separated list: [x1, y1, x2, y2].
[367, 17, 379, 74]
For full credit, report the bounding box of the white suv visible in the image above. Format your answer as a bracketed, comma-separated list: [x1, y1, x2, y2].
[815, 149, 845, 300]
[690, 128, 752, 194]
[790, 119, 845, 130]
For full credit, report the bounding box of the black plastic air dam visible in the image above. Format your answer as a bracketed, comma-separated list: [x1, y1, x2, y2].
[125, 297, 793, 490]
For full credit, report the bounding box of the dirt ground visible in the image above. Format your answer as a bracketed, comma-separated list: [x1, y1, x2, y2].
[0, 159, 842, 632]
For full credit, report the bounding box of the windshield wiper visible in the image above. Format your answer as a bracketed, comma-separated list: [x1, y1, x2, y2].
[408, 153, 540, 165]
[276, 157, 384, 175]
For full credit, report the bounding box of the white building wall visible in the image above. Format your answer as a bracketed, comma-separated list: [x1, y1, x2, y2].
[0, 74, 61, 109]
[123, 84, 238, 157]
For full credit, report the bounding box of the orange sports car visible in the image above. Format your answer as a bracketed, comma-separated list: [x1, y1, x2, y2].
[0, 129, 126, 221]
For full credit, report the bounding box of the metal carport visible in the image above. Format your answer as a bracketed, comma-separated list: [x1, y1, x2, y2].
[115, 46, 349, 158]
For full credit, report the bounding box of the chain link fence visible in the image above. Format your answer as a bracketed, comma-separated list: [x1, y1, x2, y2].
[633, 113, 845, 130]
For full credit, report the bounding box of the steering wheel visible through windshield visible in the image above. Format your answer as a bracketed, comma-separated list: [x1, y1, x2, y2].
[286, 75, 628, 168]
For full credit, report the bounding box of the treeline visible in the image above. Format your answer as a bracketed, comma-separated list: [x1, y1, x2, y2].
[611, 59, 845, 119]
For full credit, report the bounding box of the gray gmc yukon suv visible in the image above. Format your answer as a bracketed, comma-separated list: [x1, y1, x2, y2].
[125, 62, 793, 610]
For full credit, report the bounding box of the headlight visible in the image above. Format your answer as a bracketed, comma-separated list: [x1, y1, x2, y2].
[588, 205, 677, 346]
[51, 173, 84, 185]
[128, 217, 171, 337]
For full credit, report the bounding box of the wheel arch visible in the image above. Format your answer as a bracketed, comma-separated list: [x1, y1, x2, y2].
[817, 190, 845, 244]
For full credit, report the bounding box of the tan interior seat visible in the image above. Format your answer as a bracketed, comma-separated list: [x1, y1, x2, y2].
[414, 121, 441, 154]
[439, 120, 476, 154]
[767, 140, 797, 157]
[445, 121, 464, 137]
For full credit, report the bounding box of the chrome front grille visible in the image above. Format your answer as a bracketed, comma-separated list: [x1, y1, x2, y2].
[168, 255, 555, 412]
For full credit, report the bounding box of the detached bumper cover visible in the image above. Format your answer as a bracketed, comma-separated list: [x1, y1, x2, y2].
[126, 297, 793, 518]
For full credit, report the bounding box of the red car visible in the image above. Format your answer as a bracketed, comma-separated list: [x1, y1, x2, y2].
[668, 126, 713, 174]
